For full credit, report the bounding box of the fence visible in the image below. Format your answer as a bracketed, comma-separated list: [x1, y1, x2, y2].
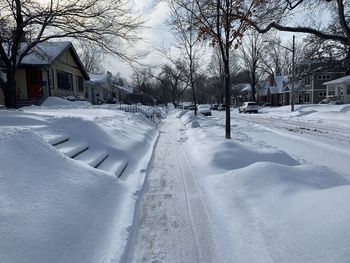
[117, 104, 161, 123]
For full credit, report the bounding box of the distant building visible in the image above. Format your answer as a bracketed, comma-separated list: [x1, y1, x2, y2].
[257, 75, 287, 106]
[85, 72, 133, 104]
[324, 75, 350, 104]
[292, 60, 346, 104]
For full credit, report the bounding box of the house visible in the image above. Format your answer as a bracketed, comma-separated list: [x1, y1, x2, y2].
[257, 75, 287, 106]
[324, 75, 350, 103]
[1, 41, 89, 106]
[85, 73, 111, 104]
[294, 60, 346, 104]
[85, 72, 133, 104]
[231, 83, 252, 105]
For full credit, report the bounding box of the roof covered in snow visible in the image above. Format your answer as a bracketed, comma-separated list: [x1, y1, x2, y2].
[19, 42, 89, 80]
[323, 75, 350, 85]
[89, 74, 108, 83]
[258, 76, 288, 95]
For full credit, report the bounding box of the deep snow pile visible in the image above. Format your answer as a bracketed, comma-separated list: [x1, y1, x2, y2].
[179, 110, 350, 262]
[0, 100, 158, 263]
[259, 104, 350, 123]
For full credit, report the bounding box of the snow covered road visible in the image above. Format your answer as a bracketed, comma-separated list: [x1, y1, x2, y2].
[229, 111, 350, 178]
[124, 115, 224, 263]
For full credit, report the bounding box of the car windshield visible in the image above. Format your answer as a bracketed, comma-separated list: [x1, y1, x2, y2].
[247, 102, 257, 106]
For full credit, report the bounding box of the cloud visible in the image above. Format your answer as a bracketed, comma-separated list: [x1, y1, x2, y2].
[108, 1, 174, 79]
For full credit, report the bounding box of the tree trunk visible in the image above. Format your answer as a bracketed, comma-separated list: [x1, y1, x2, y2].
[251, 66, 256, 101]
[3, 69, 17, 108]
[224, 59, 231, 139]
[190, 55, 197, 116]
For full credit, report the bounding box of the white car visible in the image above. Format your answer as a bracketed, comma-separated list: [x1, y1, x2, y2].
[239, 102, 259, 113]
[197, 105, 211, 116]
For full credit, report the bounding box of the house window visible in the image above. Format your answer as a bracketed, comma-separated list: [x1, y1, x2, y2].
[317, 74, 331, 80]
[76, 76, 84, 92]
[319, 92, 326, 97]
[328, 89, 335, 96]
[305, 93, 310, 102]
[306, 76, 310, 85]
[57, 71, 73, 90]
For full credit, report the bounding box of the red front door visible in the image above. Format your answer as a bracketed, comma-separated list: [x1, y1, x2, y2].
[26, 69, 42, 98]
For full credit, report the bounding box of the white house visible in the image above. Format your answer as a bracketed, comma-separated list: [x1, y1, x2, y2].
[85, 72, 133, 104]
[324, 75, 350, 104]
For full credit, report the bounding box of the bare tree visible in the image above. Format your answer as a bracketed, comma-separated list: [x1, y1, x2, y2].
[239, 32, 265, 101]
[168, 0, 201, 115]
[157, 62, 189, 106]
[250, 1, 350, 58]
[207, 47, 225, 102]
[172, 0, 269, 139]
[78, 42, 104, 74]
[0, 0, 143, 108]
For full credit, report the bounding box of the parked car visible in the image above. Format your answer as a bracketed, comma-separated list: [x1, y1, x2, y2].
[197, 105, 211, 116]
[210, 104, 219, 110]
[218, 104, 226, 111]
[239, 102, 259, 113]
[188, 104, 196, 110]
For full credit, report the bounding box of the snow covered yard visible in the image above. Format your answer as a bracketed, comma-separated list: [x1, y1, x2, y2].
[0, 98, 158, 263]
[1, 99, 350, 263]
[178, 104, 350, 262]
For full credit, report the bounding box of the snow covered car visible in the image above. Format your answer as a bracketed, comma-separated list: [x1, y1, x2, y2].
[239, 102, 258, 113]
[197, 105, 211, 116]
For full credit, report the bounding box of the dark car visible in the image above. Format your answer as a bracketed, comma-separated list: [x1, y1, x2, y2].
[188, 104, 196, 110]
[211, 104, 219, 110]
[218, 104, 226, 111]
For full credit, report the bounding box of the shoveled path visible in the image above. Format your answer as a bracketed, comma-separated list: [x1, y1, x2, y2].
[123, 114, 225, 263]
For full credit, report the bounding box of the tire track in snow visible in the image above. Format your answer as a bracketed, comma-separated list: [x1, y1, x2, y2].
[176, 132, 226, 263]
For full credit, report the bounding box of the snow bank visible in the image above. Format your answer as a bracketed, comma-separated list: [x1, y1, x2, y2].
[0, 130, 125, 263]
[180, 111, 298, 174]
[205, 162, 350, 263]
[36, 96, 91, 108]
[260, 104, 350, 122]
[0, 105, 158, 263]
[179, 109, 350, 262]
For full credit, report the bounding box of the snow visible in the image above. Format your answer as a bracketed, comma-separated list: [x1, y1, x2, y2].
[20, 42, 71, 66]
[2, 98, 350, 262]
[324, 74, 350, 85]
[177, 104, 350, 262]
[0, 97, 158, 263]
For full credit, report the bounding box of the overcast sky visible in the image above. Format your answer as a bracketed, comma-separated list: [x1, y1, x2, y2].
[107, 0, 331, 81]
[107, 0, 173, 80]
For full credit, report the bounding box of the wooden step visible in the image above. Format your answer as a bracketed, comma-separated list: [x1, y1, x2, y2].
[48, 135, 70, 146]
[74, 150, 109, 168]
[55, 142, 89, 158]
[98, 158, 128, 177]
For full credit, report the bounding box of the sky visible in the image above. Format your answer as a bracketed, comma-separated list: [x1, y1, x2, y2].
[106, 0, 332, 82]
[107, 0, 174, 80]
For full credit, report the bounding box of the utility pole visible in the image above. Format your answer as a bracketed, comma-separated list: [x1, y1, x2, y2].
[291, 35, 295, 112]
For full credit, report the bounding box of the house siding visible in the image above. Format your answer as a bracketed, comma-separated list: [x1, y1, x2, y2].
[303, 72, 345, 104]
[50, 50, 85, 97]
